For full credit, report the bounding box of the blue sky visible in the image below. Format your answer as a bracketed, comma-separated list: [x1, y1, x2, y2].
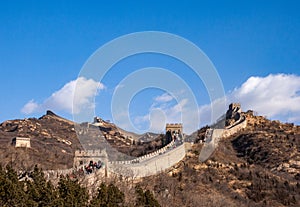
[1, 0, 300, 134]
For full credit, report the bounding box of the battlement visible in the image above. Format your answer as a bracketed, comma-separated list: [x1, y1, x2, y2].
[166, 123, 183, 133]
[74, 149, 108, 168]
[166, 123, 182, 127]
[74, 150, 105, 157]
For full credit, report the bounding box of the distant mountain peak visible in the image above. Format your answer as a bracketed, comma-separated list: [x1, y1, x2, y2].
[39, 110, 74, 125]
[46, 110, 59, 117]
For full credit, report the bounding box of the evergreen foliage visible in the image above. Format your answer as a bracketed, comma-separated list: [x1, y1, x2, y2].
[0, 166, 161, 207]
[90, 182, 125, 207]
[135, 185, 160, 207]
[25, 165, 57, 207]
[56, 175, 89, 207]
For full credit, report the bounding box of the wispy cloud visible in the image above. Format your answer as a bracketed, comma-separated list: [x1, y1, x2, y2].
[21, 100, 40, 114]
[134, 91, 198, 133]
[136, 73, 300, 134]
[154, 93, 174, 102]
[21, 77, 105, 115]
[148, 99, 189, 133]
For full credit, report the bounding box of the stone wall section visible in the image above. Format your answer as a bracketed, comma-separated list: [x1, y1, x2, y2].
[109, 140, 176, 165]
[47, 139, 186, 179]
[74, 150, 107, 167]
[109, 143, 186, 178]
[223, 116, 247, 138]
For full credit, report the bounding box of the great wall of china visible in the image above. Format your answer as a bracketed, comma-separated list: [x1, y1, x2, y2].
[44, 103, 248, 179]
[110, 142, 186, 178]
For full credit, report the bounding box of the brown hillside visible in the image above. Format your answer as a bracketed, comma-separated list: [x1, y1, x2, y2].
[1, 110, 299, 206]
[136, 112, 300, 207]
[0, 111, 166, 170]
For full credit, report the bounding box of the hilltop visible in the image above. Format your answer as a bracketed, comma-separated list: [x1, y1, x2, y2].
[0, 108, 300, 206]
[136, 111, 300, 206]
[0, 111, 163, 170]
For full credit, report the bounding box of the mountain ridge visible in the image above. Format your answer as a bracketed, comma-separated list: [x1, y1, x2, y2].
[0, 109, 300, 206]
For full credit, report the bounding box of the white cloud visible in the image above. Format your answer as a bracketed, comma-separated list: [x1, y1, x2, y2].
[28, 73, 299, 134]
[197, 97, 227, 127]
[134, 114, 149, 124]
[169, 99, 188, 114]
[154, 93, 174, 102]
[21, 99, 39, 114]
[134, 94, 197, 133]
[21, 77, 105, 115]
[123, 73, 300, 135]
[148, 108, 166, 133]
[197, 73, 300, 126]
[230, 74, 300, 122]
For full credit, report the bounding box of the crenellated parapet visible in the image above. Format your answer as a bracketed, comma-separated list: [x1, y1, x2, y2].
[108, 140, 186, 178]
[166, 123, 183, 134]
[74, 149, 108, 168]
[74, 150, 105, 157]
[109, 139, 177, 165]
[223, 118, 247, 138]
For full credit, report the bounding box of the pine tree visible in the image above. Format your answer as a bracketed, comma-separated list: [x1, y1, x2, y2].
[57, 175, 89, 207]
[90, 182, 125, 207]
[25, 165, 57, 206]
[135, 185, 160, 207]
[0, 165, 27, 206]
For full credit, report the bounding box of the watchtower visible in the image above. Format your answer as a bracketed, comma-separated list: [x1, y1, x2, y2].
[12, 137, 31, 148]
[228, 103, 241, 113]
[166, 123, 183, 134]
[74, 149, 108, 168]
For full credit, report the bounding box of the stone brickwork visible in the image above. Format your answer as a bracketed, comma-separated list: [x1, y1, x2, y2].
[200, 104, 247, 162]
[166, 123, 183, 134]
[224, 103, 247, 136]
[55, 139, 187, 179]
[109, 140, 176, 165]
[109, 142, 186, 178]
[74, 149, 108, 168]
[223, 118, 247, 138]
[12, 137, 31, 148]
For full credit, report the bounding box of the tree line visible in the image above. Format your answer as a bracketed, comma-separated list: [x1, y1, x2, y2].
[0, 165, 160, 207]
